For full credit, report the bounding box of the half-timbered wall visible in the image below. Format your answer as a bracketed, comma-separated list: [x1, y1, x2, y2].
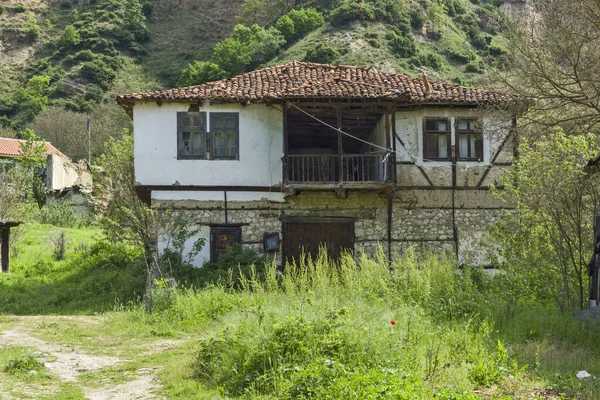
[135, 101, 514, 267]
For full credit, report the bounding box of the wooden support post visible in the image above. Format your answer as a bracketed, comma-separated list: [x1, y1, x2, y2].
[337, 107, 343, 184]
[283, 102, 289, 184]
[1, 228, 9, 273]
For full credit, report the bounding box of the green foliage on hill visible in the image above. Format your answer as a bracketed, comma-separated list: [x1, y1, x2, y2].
[0, 0, 150, 129]
[176, 0, 510, 87]
[0, 0, 511, 131]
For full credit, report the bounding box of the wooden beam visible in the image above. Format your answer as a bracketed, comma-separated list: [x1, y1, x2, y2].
[283, 102, 289, 183]
[1, 228, 9, 273]
[337, 107, 343, 183]
[476, 131, 513, 188]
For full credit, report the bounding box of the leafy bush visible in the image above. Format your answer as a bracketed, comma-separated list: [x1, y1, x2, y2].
[410, 52, 445, 71]
[178, 61, 226, 86]
[179, 245, 265, 288]
[212, 37, 252, 77]
[409, 3, 425, 29]
[12, 4, 27, 13]
[329, 0, 376, 27]
[304, 43, 339, 64]
[275, 8, 324, 42]
[5, 354, 43, 374]
[36, 202, 91, 228]
[448, 47, 477, 63]
[465, 59, 484, 73]
[50, 231, 68, 260]
[60, 25, 81, 48]
[388, 33, 417, 58]
[445, 0, 466, 16]
[0, 4, 5, 15]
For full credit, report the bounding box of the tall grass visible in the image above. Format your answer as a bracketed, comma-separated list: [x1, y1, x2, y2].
[117, 247, 598, 399]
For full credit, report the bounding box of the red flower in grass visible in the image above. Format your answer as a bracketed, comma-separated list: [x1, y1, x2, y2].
[390, 320, 397, 325]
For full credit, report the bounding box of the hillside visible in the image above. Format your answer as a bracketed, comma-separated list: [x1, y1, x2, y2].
[0, 0, 514, 139]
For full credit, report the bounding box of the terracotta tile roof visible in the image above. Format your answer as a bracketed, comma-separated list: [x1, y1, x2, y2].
[0, 137, 67, 159]
[117, 61, 517, 105]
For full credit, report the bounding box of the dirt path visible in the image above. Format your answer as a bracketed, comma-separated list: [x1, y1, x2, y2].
[0, 316, 171, 399]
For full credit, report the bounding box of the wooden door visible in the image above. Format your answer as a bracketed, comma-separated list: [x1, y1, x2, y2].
[283, 219, 354, 266]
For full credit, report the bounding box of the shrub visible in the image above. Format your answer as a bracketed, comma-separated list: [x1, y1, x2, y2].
[445, 0, 466, 16]
[36, 202, 90, 228]
[448, 48, 476, 63]
[287, 8, 324, 37]
[304, 43, 339, 64]
[59, 25, 81, 48]
[275, 8, 324, 42]
[178, 61, 226, 87]
[50, 231, 68, 260]
[410, 52, 445, 71]
[26, 16, 40, 42]
[5, 354, 43, 374]
[12, 4, 27, 13]
[329, 0, 376, 27]
[409, 4, 425, 30]
[274, 15, 295, 41]
[0, 4, 5, 15]
[471, 32, 492, 50]
[388, 33, 417, 58]
[465, 59, 484, 73]
[212, 37, 251, 77]
[180, 245, 265, 288]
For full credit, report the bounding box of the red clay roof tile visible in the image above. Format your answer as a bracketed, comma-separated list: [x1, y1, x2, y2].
[116, 61, 517, 105]
[0, 138, 66, 159]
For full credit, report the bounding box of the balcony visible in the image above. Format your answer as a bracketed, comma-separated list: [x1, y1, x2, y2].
[285, 152, 394, 189]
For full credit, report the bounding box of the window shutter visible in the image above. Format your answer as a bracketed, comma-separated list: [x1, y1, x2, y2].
[210, 113, 239, 160]
[177, 112, 206, 159]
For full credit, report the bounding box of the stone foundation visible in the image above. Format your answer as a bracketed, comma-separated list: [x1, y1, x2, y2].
[153, 189, 509, 267]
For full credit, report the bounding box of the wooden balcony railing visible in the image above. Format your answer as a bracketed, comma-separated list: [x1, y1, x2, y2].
[285, 152, 393, 184]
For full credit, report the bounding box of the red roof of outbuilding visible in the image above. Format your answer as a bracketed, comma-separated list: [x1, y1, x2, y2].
[0, 138, 67, 159]
[117, 61, 518, 105]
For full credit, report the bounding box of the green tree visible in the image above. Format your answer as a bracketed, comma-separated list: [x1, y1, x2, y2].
[178, 61, 226, 87]
[212, 37, 252, 77]
[59, 25, 81, 47]
[304, 43, 339, 64]
[492, 128, 600, 311]
[11, 76, 51, 128]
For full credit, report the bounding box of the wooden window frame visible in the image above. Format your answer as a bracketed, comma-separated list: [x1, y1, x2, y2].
[210, 226, 242, 262]
[210, 113, 239, 160]
[177, 111, 207, 160]
[455, 118, 483, 162]
[423, 118, 451, 161]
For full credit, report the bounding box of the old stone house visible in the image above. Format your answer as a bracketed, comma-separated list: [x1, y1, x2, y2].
[0, 137, 92, 210]
[117, 61, 518, 267]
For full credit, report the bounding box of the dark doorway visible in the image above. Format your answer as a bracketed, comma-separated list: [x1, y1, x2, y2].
[282, 218, 354, 266]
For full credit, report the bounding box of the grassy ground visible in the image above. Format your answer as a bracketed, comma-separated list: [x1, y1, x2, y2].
[1, 224, 599, 398]
[0, 223, 145, 315]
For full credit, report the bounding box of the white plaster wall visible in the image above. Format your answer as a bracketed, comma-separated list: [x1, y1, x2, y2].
[394, 109, 513, 167]
[133, 101, 283, 186]
[47, 153, 79, 191]
[152, 190, 285, 202]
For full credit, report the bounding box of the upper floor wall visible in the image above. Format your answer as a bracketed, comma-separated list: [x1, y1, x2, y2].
[133, 101, 283, 187]
[132, 101, 514, 189]
[394, 108, 514, 188]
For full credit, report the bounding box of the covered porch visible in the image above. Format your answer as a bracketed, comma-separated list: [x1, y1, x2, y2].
[282, 100, 396, 189]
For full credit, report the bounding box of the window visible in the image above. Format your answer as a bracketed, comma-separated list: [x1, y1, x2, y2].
[456, 119, 483, 161]
[210, 113, 239, 160]
[423, 118, 450, 160]
[210, 226, 242, 262]
[263, 232, 279, 252]
[177, 112, 206, 159]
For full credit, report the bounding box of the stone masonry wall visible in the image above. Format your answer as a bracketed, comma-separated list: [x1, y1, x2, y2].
[155, 189, 508, 266]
